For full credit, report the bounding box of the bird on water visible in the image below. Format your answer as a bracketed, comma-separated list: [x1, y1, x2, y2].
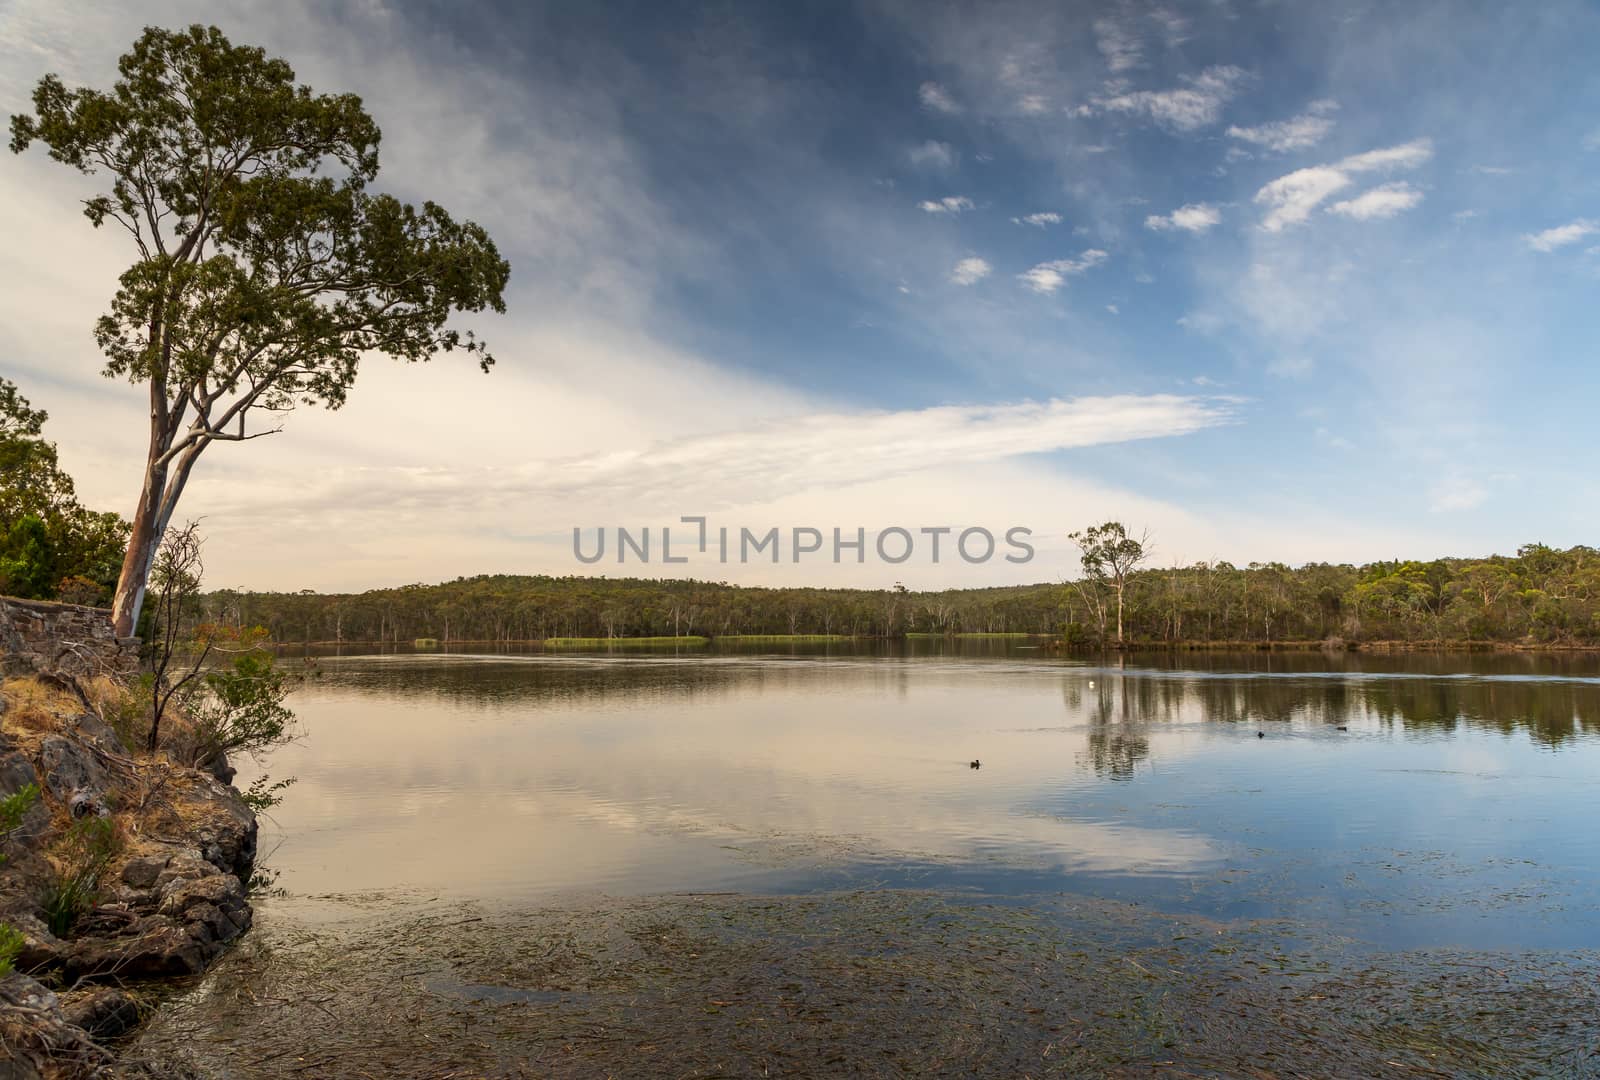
[970, 759, 981, 769]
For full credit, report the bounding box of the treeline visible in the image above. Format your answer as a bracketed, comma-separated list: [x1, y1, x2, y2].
[208, 542, 1600, 647]
[0, 378, 127, 604]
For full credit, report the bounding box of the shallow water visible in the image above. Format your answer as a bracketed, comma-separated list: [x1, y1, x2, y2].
[245, 644, 1600, 950]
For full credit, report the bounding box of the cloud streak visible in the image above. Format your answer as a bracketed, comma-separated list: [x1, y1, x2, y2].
[1018, 250, 1109, 293]
[1254, 138, 1433, 231]
[1525, 219, 1598, 252]
[1145, 203, 1221, 232]
[1083, 65, 1247, 131]
[1226, 100, 1338, 152]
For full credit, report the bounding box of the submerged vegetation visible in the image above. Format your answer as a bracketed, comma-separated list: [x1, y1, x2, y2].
[132, 890, 1600, 1078]
[211, 535, 1600, 648]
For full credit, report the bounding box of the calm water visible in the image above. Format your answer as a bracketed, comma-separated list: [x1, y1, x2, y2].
[249, 644, 1600, 949]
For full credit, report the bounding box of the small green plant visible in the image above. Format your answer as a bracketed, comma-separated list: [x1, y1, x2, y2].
[0, 921, 25, 976]
[41, 816, 122, 938]
[0, 783, 40, 865]
[187, 652, 296, 776]
[240, 774, 297, 813]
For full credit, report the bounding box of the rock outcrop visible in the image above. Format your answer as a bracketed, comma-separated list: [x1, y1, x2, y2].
[0, 658, 258, 1078]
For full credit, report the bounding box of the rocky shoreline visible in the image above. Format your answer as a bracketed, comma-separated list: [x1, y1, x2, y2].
[1, 655, 258, 1078]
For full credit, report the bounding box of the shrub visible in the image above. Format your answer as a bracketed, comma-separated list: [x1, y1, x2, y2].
[186, 653, 295, 775]
[0, 783, 39, 864]
[0, 921, 24, 976]
[41, 816, 122, 938]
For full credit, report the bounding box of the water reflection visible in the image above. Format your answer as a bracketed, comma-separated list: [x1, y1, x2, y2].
[250, 646, 1600, 949]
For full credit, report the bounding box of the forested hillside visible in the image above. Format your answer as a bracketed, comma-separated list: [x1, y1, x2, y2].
[208, 542, 1600, 647]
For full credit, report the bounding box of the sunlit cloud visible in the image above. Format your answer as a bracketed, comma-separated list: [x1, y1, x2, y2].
[1018, 250, 1109, 293]
[1255, 138, 1433, 230]
[1525, 218, 1598, 252]
[1226, 100, 1338, 152]
[950, 256, 992, 285]
[1082, 65, 1247, 131]
[1145, 203, 1221, 232]
[1012, 211, 1063, 227]
[918, 195, 975, 214]
[1327, 181, 1424, 221]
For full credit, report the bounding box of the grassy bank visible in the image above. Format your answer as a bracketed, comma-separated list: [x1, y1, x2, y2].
[541, 636, 709, 647]
[713, 634, 853, 643]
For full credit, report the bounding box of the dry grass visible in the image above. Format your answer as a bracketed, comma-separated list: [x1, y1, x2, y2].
[1, 677, 84, 739]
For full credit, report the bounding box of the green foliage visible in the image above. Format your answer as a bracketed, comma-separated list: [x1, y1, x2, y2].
[42, 816, 122, 938]
[0, 921, 24, 976]
[240, 774, 296, 813]
[0, 376, 128, 601]
[204, 540, 1600, 648]
[10, 25, 509, 629]
[188, 652, 296, 773]
[0, 783, 40, 865]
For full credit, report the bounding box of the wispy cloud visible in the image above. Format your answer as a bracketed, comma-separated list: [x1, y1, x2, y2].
[1255, 138, 1433, 231]
[1018, 250, 1109, 293]
[1083, 66, 1247, 131]
[1226, 99, 1338, 152]
[531, 394, 1236, 506]
[919, 81, 960, 113]
[918, 195, 975, 214]
[1429, 474, 1487, 512]
[1012, 211, 1063, 227]
[1525, 218, 1598, 252]
[1327, 181, 1423, 221]
[950, 256, 992, 285]
[1145, 202, 1221, 233]
[907, 139, 955, 169]
[1094, 17, 1144, 72]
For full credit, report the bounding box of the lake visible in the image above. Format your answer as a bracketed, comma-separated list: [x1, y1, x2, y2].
[132, 644, 1600, 1077]
[246, 643, 1600, 948]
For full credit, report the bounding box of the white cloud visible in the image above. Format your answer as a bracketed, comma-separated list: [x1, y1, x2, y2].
[1429, 474, 1487, 512]
[1226, 99, 1338, 152]
[1105, 304, 1119, 315]
[907, 140, 955, 169]
[1094, 18, 1143, 72]
[950, 257, 992, 285]
[1525, 219, 1598, 253]
[1016, 93, 1049, 115]
[1327, 181, 1424, 221]
[1087, 65, 1247, 132]
[919, 81, 959, 113]
[1145, 202, 1221, 233]
[1018, 250, 1109, 294]
[1255, 138, 1433, 231]
[1011, 211, 1063, 227]
[918, 195, 975, 214]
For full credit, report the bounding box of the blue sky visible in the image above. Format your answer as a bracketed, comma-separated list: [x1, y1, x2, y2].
[2, 0, 1598, 590]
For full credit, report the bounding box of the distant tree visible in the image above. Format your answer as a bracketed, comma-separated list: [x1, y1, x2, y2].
[0, 376, 128, 601]
[1068, 522, 1151, 647]
[10, 25, 511, 635]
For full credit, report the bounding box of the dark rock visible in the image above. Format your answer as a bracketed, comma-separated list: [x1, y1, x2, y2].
[184, 778, 257, 877]
[63, 917, 210, 980]
[71, 709, 128, 755]
[36, 734, 109, 803]
[121, 854, 169, 890]
[0, 973, 113, 1075]
[60, 985, 142, 1042]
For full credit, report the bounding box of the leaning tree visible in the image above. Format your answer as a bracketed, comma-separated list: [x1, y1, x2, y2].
[9, 25, 510, 635]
